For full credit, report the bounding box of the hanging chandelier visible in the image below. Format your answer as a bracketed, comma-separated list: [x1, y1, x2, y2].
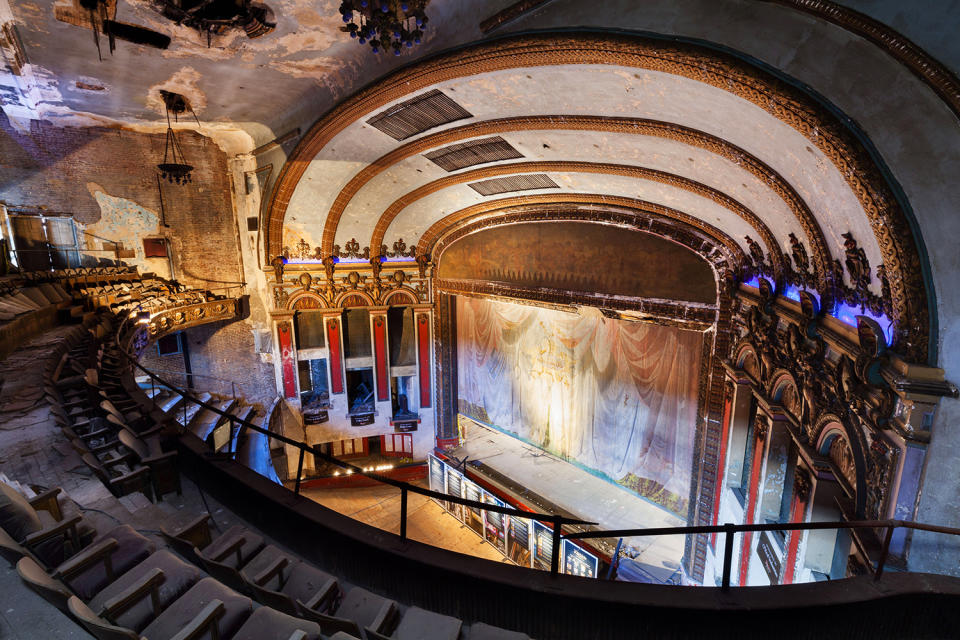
[157, 90, 196, 185]
[338, 1, 430, 56]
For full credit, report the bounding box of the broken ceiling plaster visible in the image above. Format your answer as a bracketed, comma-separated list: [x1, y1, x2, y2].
[146, 66, 207, 115]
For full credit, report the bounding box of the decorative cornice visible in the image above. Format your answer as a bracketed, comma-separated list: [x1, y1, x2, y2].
[761, 0, 960, 122]
[367, 160, 787, 280]
[267, 32, 928, 361]
[147, 299, 239, 339]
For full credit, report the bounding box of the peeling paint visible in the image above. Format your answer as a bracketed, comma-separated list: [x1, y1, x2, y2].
[84, 182, 163, 275]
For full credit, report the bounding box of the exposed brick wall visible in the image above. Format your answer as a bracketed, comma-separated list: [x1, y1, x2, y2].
[0, 111, 277, 404]
[0, 111, 240, 291]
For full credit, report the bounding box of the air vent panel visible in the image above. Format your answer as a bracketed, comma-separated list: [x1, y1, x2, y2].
[467, 174, 559, 196]
[367, 89, 472, 141]
[423, 136, 523, 171]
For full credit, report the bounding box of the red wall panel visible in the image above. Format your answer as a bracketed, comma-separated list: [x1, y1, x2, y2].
[327, 317, 344, 394]
[373, 314, 389, 402]
[417, 313, 431, 408]
[277, 321, 297, 399]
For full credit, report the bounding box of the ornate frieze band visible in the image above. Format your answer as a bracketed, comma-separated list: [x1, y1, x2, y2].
[147, 299, 239, 339]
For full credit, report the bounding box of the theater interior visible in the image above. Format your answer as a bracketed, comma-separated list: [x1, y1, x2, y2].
[1, 0, 960, 638]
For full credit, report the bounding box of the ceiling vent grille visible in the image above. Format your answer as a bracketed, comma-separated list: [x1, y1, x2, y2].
[366, 90, 472, 141]
[467, 174, 559, 196]
[423, 136, 523, 171]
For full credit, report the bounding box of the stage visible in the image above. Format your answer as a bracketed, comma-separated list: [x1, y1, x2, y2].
[449, 419, 687, 583]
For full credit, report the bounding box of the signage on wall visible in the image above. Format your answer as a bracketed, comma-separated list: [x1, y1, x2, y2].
[304, 410, 329, 425]
[445, 466, 465, 523]
[463, 480, 485, 537]
[428, 455, 447, 508]
[483, 494, 508, 555]
[350, 412, 375, 427]
[532, 520, 554, 571]
[756, 531, 782, 585]
[561, 539, 599, 578]
[393, 419, 418, 432]
[507, 515, 532, 567]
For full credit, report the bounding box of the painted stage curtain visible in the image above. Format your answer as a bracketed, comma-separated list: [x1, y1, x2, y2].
[456, 297, 703, 517]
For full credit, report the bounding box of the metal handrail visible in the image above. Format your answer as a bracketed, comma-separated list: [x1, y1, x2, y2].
[111, 321, 960, 588]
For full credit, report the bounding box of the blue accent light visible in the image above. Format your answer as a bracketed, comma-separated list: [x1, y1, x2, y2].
[830, 301, 894, 346]
[744, 276, 761, 289]
[783, 284, 801, 302]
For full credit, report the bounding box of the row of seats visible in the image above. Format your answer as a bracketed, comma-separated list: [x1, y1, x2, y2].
[44, 313, 182, 502]
[1, 270, 533, 639]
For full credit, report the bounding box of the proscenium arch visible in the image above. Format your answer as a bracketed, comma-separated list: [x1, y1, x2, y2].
[323, 114, 824, 280]
[420, 194, 746, 275]
[370, 160, 788, 282]
[267, 31, 931, 362]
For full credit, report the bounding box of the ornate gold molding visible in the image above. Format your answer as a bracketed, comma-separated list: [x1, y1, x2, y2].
[147, 299, 239, 339]
[368, 159, 789, 281]
[267, 32, 929, 361]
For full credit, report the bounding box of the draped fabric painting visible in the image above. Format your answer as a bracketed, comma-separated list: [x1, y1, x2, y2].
[456, 297, 702, 517]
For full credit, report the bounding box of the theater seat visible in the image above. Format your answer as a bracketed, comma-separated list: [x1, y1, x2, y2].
[247, 558, 339, 618]
[57, 524, 156, 600]
[139, 577, 253, 640]
[305, 586, 397, 638]
[231, 605, 324, 640]
[371, 606, 462, 640]
[88, 550, 206, 632]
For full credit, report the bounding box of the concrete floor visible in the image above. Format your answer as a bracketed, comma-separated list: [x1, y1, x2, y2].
[301, 481, 509, 564]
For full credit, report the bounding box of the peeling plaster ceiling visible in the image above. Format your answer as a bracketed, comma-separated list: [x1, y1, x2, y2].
[0, 0, 517, 144]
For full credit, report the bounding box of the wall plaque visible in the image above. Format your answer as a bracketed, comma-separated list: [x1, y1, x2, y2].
[350, 412, 375, 427]
[757, 531, 782, 585]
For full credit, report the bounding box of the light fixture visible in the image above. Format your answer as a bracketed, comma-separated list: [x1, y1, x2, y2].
[338, 1, 429, 56]
[157, 90, 197, 185]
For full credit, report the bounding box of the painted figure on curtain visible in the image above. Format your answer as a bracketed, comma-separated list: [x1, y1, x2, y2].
[456, 297, 702, 517]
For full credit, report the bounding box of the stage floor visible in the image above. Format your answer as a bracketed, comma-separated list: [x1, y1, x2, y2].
[453, 420, 686, 581]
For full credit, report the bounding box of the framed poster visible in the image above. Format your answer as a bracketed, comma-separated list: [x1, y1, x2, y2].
[445, 466, 465, 522]
[561, 539, 599, 578]
[483, 494, 508, 555]
[532, 520, 554, 571]
[463, 480, 485, 537]
[428, 455, 447, 508]
[507, 514, 532, 567]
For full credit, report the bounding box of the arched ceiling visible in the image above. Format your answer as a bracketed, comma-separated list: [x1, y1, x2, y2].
[273, 32, 931, 360]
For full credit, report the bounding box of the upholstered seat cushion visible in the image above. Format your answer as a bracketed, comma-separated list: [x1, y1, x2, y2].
[200, 525, 264, 569]
[232, 605, 323, 640]
[0, 482, 41, 542]
[337, 587, 395, 631]
[140, 577, 253, 640]
[64, 525, 156, 600]
[240, 545, 298, 585]
[469, 622, 531, 640]
[282, 562, 337, 602]
[88, 550, 205, 632]
[393, 607, 461, 640]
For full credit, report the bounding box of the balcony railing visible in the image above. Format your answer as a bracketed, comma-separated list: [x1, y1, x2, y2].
[115, 324, 960, 589]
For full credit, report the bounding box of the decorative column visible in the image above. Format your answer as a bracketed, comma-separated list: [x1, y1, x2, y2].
[738, 413, 769, 586]
[323, 311, 345, 396]
[711, 376, 750, 546]
[782, 466, 812, 584]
